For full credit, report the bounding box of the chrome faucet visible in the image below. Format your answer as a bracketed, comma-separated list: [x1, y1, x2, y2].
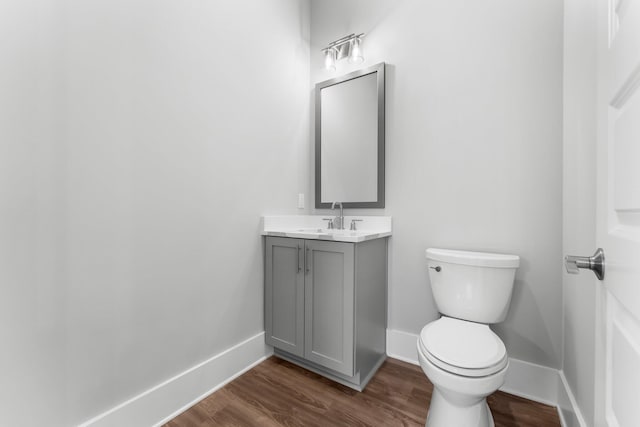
[331, 201, 344, 230]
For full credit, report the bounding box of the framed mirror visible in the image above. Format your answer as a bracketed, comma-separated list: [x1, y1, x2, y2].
[315, 62, 385, 208]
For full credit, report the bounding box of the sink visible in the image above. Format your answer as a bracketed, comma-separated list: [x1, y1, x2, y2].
[296, 228, 327, 234]
[261, 216, 392, 243]
[292, 228, 331, 238]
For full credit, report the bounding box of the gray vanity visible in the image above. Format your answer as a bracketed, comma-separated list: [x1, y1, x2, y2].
[262, 216, 390, 390]
[263, 62, 388, 390]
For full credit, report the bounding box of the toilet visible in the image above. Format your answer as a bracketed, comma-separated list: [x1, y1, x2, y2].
[418, 248, 520, 427]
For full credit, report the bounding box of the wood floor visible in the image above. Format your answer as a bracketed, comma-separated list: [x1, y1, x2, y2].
[164, 357, 560, 427]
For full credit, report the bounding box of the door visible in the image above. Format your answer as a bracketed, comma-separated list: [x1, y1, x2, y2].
[304, 240, 355, 376]
[265, 237, 305, 357]
[595, 0, 640, 425]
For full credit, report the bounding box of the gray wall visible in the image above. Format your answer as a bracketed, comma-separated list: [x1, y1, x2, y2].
[1, 1, 573, 425]
[562, 0, 597, 424]
[310, 0, 564, 369]
[0, 1, 66, 425]
[0, 1, 310, 425]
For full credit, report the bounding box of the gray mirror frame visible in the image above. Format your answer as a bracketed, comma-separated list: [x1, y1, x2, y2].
[315, 62, 385, 209]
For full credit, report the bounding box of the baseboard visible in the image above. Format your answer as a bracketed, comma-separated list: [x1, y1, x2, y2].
[386, 328, 560, 406]
[79, 332, 272, 427]
[386, 328, 420, 365]
[557, 370, 588, 427]
[500, 357, 558, 406]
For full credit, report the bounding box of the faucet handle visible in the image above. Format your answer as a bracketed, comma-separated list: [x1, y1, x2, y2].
[349, 219, 363, 230]
[322, 218, 335, 229]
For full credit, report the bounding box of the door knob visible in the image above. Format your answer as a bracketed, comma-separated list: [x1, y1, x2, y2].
[564, 248, 605, 280]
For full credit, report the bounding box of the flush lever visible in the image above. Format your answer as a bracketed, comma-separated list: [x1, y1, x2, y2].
[564, 248, 605, 280]
[429, 266, 441, 272]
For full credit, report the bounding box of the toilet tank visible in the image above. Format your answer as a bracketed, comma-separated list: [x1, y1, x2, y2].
[426, 248, 520, 324]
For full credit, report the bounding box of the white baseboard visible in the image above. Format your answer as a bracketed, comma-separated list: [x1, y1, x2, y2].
[386, 328, 560, 406]
[500, 357, 558, 406]
[79, 332, 273, 427]
[557, 370, 587, 427]
[386, 328, 420, 365]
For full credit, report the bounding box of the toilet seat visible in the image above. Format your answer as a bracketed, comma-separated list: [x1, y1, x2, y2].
[419, 317, 507, 377]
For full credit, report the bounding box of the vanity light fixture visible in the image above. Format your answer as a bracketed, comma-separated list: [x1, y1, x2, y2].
[324, 46, 337, 71]
[322, 33, 364, 71]
[348, 36, 363, 64]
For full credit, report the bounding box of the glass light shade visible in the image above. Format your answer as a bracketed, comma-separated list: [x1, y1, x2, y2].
[324, 48, 336, 71]
[348, 37, 364, 64]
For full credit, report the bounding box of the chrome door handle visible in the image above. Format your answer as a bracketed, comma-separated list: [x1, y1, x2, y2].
[297, 244, 302, 272]
[564, 248, 605, 280]
[305, 247, 310, 274]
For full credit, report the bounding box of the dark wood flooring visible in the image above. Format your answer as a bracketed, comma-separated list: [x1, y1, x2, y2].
[164, 357, 560, 427]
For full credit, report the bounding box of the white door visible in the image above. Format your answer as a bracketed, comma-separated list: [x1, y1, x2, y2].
[595, 0, 640, 425]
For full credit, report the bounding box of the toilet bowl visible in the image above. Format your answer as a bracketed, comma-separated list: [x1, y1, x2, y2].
[417, 317, 509, 427]
[419, 248, 519, 427]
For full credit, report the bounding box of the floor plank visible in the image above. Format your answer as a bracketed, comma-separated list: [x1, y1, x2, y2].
[164, 357, 560, 427]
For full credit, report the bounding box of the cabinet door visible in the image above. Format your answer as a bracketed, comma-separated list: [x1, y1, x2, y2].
[265, 237, 304, 357]
[304, 240, 355, 376]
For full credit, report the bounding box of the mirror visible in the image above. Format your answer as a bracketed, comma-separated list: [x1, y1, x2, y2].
[315, 62, 385, 208]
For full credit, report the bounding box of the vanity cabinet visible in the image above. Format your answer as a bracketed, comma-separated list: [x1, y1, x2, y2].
[264, 235, 387, 390]
[264, 237, 306, 357]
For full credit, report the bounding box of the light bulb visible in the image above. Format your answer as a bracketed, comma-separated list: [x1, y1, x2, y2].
[348, 37, 364, 64]
[324, 48, 336, 71]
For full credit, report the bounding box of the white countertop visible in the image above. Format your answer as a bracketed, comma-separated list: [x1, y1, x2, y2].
[261, 215, 392, 243]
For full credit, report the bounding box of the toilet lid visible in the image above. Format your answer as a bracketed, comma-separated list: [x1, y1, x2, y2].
[419, 317, 507, 377]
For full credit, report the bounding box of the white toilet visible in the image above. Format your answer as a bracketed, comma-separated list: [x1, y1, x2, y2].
[418, 248, 520, 427]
